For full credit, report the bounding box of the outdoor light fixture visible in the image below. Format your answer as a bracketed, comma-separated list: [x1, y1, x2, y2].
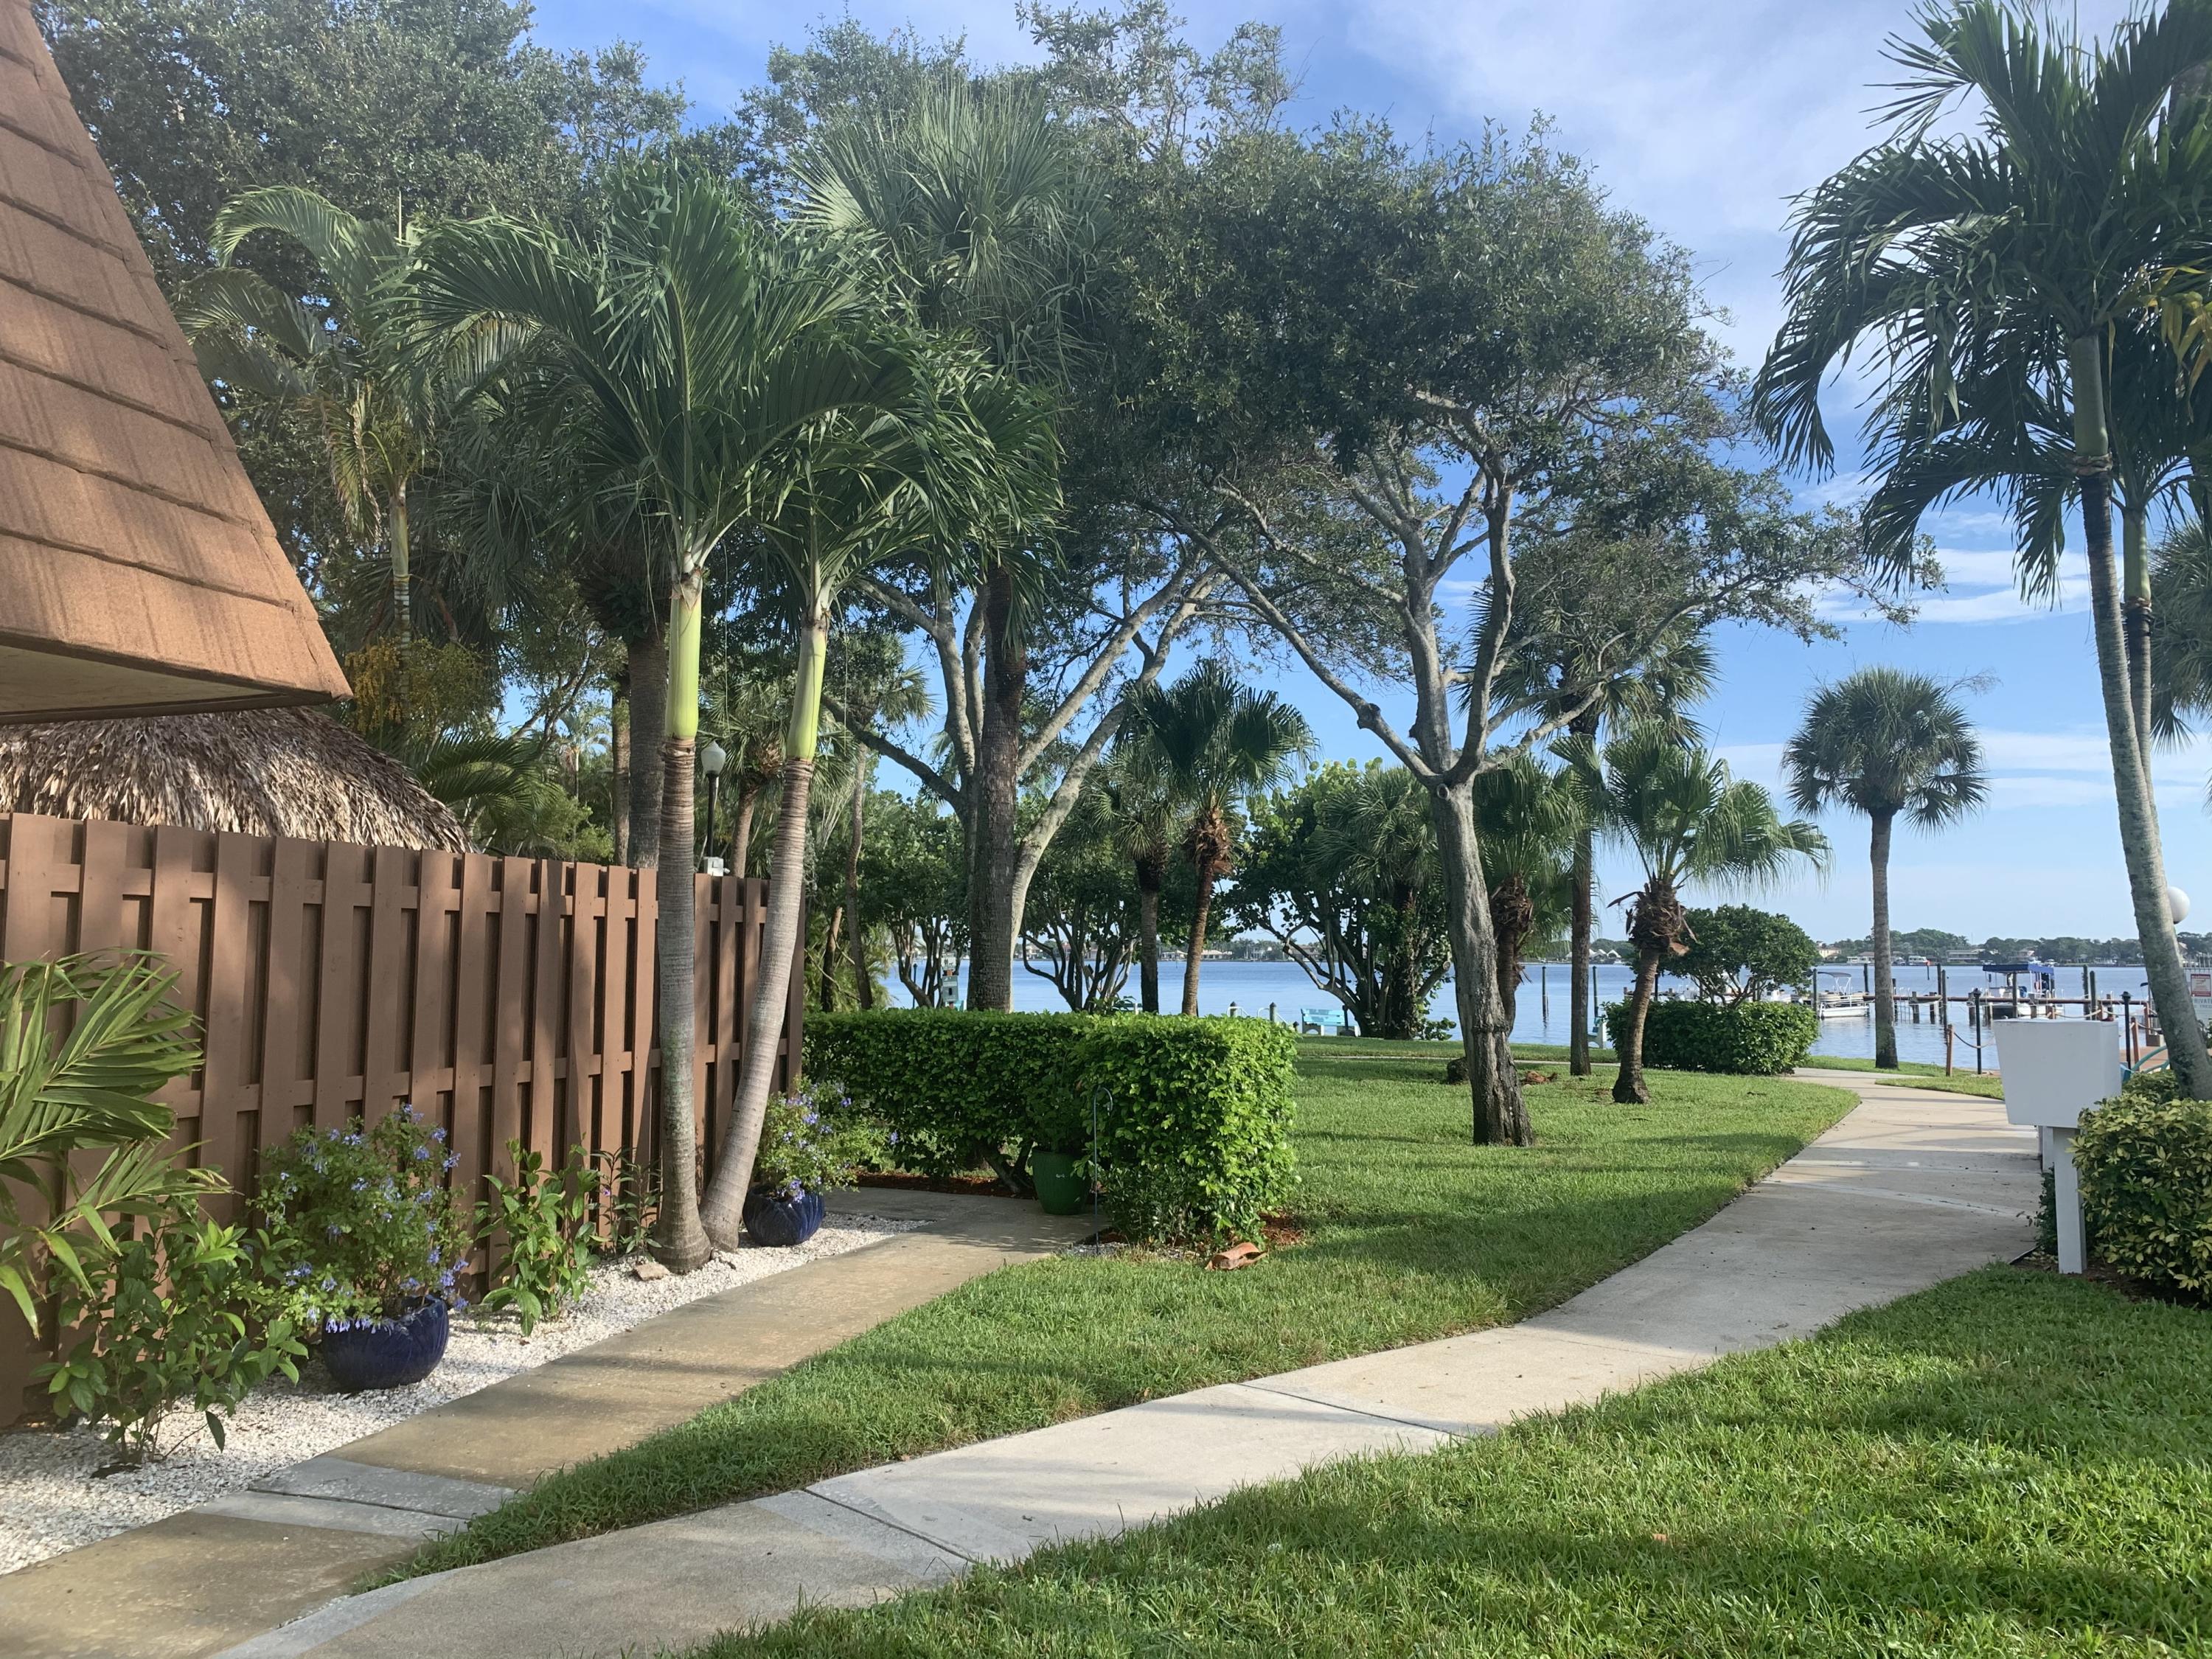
[700, 739, 728, 873]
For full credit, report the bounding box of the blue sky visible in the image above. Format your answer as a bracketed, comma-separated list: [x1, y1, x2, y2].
[531, 0, 2206, 942]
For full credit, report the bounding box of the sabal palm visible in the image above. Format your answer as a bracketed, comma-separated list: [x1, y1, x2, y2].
[1100, 743, 1185, 1014]
[1750, 0, 2212, 1094]
[1472, 752, 1585, 1029]
[181, 187, 492, 645]
[698, 356, 1060, 1244]
[1314, 765, 1441, 1037]
[1588, 729, 1827, 1104]
[1784, 668, 1986, 1071]
[411, 170, 905, 1269]
[1119, 662, 1313, 1015]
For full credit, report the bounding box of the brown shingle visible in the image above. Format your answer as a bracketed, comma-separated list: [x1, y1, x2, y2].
[0, 0, 349, 722]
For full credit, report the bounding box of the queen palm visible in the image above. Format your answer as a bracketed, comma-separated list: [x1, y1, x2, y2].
[1588, 728, 1826, 1105]
[697, 358, 1060, 1248]
[1751, 0, 2212, 1094]
[413, 170, 906, 1270]
[1119, 663, 1313, 1015]
[1784, 669, 1987, 1071]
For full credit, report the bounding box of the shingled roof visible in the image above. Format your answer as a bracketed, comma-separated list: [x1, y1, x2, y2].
[0, 0, 350, 722]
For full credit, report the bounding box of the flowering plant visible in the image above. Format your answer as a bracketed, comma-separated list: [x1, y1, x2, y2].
[256, 1105, 470, 1332]
[750, 1083, 887, 1200]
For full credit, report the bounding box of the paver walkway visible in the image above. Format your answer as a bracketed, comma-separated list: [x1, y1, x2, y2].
[209, 1076, 2039, 1659]
[0, 1190, 1093, 1659]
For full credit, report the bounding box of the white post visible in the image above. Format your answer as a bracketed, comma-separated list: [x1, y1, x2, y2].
[2051, 1124, 2087, 1275]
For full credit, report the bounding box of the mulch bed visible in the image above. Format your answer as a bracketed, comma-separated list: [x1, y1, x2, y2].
[2012, 1251, 2205, 1308]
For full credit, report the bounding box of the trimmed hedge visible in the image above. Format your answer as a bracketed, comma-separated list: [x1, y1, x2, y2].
[804, 1009, 1298, 1244]
[1604, 998, 1820, 1076]
[2075, 1087, 2212, 1295]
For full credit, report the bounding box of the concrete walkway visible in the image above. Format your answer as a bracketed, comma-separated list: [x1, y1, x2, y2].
[0, 1190, 1093, 1659]
[209, 1077, 2039, 1659]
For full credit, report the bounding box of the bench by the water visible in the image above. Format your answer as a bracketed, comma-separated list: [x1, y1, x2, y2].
[1298, 1007, 1351, 1034]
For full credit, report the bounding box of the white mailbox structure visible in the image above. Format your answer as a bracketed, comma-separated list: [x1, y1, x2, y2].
[1992, 1018, 2121, 1275]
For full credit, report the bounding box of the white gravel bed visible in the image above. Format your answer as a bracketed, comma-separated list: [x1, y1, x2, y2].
[0, 1215, 922, 1576]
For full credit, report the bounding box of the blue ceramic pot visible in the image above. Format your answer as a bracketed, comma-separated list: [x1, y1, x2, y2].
[742, 1187, 826, 1247]
[319, 1298, 450, 1392]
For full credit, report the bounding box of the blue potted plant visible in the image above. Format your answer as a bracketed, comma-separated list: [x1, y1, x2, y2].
[742, 1084, 883, 1248]
[256, 1105, 470, 1391]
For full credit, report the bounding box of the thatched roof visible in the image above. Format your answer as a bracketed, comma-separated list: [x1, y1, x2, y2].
[0, 709, 466, 850]
[0, 0, 350, 722]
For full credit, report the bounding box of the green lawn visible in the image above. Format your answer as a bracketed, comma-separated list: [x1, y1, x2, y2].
[396, 1042, 1851, 1579]
[702, 1269, 2212, 1658]
[1795, 1053, 2008, 1099]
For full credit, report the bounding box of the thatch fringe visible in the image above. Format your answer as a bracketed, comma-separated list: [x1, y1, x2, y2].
[0, 708, 465, 850]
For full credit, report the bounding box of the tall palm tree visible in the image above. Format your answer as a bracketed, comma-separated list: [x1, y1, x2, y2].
[1101, 742, 1184, 1013]
[181, 187, 497, 647]
[1312, 765, 1439, 1037]
[697, 358, 1060, 1247]
[798, 75, 1103, 1013]
[412, 170, 905, 1270]
[1784, 669, 1988, 1071]
[1501, 605, 1715, 1074]
[1750, 0, 2212, 1095]
[1119, 662, 1312, 1015]
[1472, 752, 1585, 1030]
[1587, 729, 1827, 1104]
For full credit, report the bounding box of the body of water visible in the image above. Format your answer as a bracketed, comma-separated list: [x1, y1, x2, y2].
[892, 957, 2146, 1069]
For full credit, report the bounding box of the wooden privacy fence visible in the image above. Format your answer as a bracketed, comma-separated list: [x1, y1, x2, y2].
[0, 812, 803, 1426]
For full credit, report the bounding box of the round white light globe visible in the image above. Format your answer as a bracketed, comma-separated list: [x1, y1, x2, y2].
[2170, 886, 2192, 925]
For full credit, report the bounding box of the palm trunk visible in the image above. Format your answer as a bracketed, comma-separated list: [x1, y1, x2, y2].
[1567, 709, 1600, 1074]
[729, 784, 759, 879]
[627, 630, 669, 869]
[846, 769, 873, 1011]
[965, 565, 1024, 1012]
[1613, 946, 1660, 1105]
[2071, 336, 2212, 1097]
[1489, 874, 1533, 1029]
[1870, 809, 1898, 1071]
[2124, 501, 2154, 761]
[650, 573, 711, 1271]
[1135, 859, 1163, 1014]
[700, 610, 828, 1246]
[1430, 779, 1530, 1145]
[611, 679, 630, 867]
[1181, 863, 1216, 1017]
[389, 481, 412, 649]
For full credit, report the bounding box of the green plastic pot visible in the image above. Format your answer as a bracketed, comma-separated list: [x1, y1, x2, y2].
[1031, 1150, 1088, 1215]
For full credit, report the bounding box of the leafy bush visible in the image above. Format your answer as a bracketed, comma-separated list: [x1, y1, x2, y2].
[751, 1083, 887, 1199]
[2074, 1090, 2212, 1295]
[809, 1009, 1298, 1243]
[38, 1205, 305, 1464]
[1676, 906, 1819, 1004]
[478, 1142, 600, 1336]
[1604, 998, 1820, 1075]
[257, 1105, 471, 1332]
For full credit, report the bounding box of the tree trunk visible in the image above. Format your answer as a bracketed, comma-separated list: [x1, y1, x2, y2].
[1135, 859, 1163, 1014]
[699, 611, 828, 1246]
[650, 574, 711, 1272]
[2124, 501, 2154, 765]
[611, 677, 630, 867]
[729, 785, 759, 880]
[1430, 779, 1530, 1145]
[1613, 946, 1660, 1105]
[389, 480, 412, 649]
[847, 768, 874, 1010]
[1870, 810, 1898, 1071]
[1489, 874, 1534, 1030]
[818, 903, 844, 1012]
[2070, 335, 2212, 1097]
[626, 630, 669, 870]
[1568, 749, 1598, 1072]
[964, 565, 1025, 1011]
[1182, 863, 1216, 1017]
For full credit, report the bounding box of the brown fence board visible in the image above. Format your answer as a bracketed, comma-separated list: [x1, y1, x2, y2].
[0, 813, 801, 1427]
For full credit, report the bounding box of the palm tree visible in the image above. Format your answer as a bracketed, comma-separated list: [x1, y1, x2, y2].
[1312, 765, 1441, 1037]
[1119, 663, 1312, 1015]
[1784, 669, 1988, 1071]
[1471, 752, 1584, 1031]
[696, 358, 1060, 1247]
[181, 187, 495, 647]
[1588, 729, 1827, 1104]
[1750, 0, 2212, 1095]
[412, 170, 905, 1270]
[1501, 604, 1715, 1075]
[1101, 742, 1183, 1013]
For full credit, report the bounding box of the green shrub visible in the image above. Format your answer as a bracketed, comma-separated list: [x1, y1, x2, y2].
[478, 1141, 600, 1337]
[2074, 1090, 2212, 1295]
[750, 1083, 887, 1199]
[806, 1009, 1298, 1244]
[1604, 998, 1820, 1075]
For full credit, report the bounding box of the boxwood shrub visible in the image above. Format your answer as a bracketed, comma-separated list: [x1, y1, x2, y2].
[804, 1009, 1298, 1245]
[1603, 998, 1820, 1076]
[2074, 1088, 2212, 1295]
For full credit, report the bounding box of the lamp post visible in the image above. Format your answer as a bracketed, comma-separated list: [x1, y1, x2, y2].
[699, 739, 727, 873]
